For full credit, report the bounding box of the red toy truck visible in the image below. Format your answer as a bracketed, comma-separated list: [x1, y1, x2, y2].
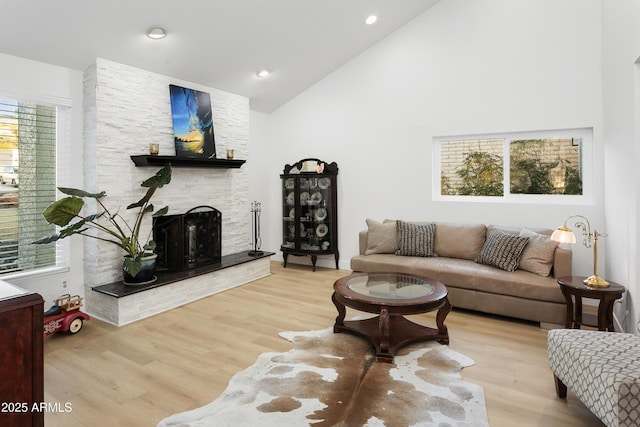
[43, 294, 90, 337]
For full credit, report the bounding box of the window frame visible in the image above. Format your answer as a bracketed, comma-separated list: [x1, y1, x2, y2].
[0, 90, 72, 280]
[433, 127, 593, 205]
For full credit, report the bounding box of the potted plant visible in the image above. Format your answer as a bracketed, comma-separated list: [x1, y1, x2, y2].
[33, 164, 171, 284]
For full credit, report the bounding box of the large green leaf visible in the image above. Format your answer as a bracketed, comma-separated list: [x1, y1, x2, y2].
[152, 206, 169, 217]
[59, 221, 89, 237]
[32, 233, 64, 244]
[127, 191, 153, 210]
[57, 187, 106, 199]
[31, 222, 89, 244]
[42, 196, 85, 226]
[143, 240, 157, 252]
[123, 256, 141, 277]
[141, 164, 172, 188]
[85, 212, 105, 222]
[128, 165, 172, 209]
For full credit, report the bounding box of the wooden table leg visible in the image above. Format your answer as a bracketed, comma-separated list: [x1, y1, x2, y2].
[379, 307, 389, 353]
[574, 296, 583, 328]
[599, 296, 617, 331]
[561, 288, 574, 328]
[436, 297, 451, 345]
[331, 292, 346, 330]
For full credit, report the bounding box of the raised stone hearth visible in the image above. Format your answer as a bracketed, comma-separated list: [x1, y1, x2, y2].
[87, 252, 273, 326]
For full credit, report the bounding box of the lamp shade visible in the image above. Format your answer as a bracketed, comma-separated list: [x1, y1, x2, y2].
[550, 226, 577, 244]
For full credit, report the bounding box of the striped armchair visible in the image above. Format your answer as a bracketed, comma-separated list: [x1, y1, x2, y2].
[548, 327, 640, 427]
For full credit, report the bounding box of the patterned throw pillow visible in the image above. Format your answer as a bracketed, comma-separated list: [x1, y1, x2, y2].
[395, 220, 436, 257]
[475, 230, 529, 272]
[364, 219, 398, 255]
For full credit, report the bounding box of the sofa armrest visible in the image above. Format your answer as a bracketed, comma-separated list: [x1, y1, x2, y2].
[552, 243, 572, 278]
[358, 230, 368, 255]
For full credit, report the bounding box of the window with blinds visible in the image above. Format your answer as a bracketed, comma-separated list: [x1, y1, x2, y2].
[0, 99, 58, 275]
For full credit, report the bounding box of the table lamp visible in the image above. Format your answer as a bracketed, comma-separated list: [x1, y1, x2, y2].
[551, 215, 609, 287]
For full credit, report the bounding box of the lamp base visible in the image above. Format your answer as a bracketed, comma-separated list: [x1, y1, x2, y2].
[583, 275, 609, 288]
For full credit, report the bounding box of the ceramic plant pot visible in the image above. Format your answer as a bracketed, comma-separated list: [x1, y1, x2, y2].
[122, 253, 158, 286]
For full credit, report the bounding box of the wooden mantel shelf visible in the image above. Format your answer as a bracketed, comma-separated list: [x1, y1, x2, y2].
[130, 155, 246, 168]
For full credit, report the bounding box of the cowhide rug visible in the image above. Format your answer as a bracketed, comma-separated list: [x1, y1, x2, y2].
[158, 327, 488, 427]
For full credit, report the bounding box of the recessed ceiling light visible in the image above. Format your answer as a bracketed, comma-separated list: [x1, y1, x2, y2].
[256, 69, 270, 78]
[146, 26, 167, 39]
[365, 15, 378, 25]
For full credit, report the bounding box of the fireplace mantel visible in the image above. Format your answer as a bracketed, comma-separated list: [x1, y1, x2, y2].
[131, 155, 246, 168]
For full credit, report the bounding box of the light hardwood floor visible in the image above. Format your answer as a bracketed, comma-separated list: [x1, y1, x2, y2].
[43, 262, 604, 426]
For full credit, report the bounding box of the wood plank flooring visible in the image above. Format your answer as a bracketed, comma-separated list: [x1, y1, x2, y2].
[42, 262, 604, 426]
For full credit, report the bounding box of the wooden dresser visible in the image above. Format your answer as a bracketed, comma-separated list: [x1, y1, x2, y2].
[0, 281, 44, 427]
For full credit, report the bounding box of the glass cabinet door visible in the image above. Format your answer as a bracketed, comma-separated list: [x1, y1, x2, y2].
[282, 177, 296, 250]
[299, 176, 332, 252]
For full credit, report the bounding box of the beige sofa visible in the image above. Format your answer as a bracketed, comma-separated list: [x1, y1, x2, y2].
[350, 220, 572, 325]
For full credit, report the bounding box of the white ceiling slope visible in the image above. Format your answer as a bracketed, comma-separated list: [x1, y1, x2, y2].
[0, 1, 439, 112]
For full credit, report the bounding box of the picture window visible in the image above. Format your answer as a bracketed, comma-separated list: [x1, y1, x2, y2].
[434, 128, 591, 204]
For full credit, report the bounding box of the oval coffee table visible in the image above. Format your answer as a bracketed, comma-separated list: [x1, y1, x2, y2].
[332, 272, 451, 363]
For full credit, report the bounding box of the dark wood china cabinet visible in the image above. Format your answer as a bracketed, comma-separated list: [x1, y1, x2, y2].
[280, 158, 338, 271]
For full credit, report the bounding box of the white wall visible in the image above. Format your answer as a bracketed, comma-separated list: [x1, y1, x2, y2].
[602, 0, 640, 331]
[248, 110, 276, 248]
[261, 0, 604, 276]
[0, 53, 85, 307]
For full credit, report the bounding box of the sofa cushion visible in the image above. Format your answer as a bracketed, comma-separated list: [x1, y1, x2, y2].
[476, 230, 529, 272]
[364, 219, 398, 255]
[349, 254, 565, 303]
[395, 220, 436, 257]
[518, 228, 559, 276]
[434, 222, 487, 261]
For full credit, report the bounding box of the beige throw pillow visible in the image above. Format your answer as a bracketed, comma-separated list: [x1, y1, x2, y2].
[365, 219, 398, 255]
[518, 228, 559, 276]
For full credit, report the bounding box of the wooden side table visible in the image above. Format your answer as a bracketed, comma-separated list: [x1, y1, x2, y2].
[557, 276, 625, 331]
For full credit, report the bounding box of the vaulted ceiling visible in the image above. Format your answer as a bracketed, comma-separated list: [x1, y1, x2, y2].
[0, 1, 439, 112]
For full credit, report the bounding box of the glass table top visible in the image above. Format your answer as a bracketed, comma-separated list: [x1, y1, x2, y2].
[346, 273, 435, 300]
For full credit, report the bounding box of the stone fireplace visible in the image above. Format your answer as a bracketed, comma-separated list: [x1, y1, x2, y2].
[81, 58, 269, 326]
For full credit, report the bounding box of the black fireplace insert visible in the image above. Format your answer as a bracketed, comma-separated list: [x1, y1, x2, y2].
[153, 206, 222, 272]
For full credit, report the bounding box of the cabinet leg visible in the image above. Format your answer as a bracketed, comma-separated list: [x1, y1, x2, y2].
[311, 255, 317, 272]
[334, 251, 339, 269]
[283, 253, 288, 268]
